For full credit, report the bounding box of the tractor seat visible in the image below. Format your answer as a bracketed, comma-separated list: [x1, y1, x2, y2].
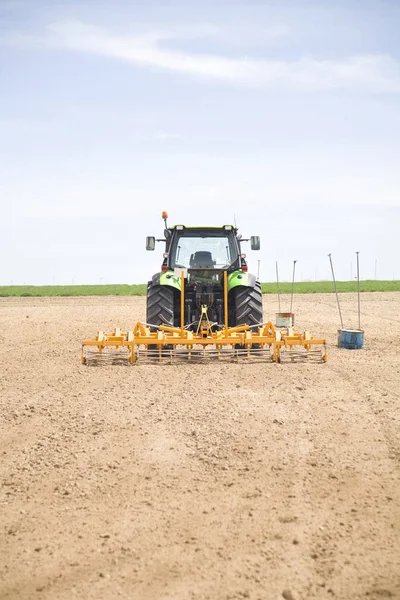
[189, 251, 215, 268]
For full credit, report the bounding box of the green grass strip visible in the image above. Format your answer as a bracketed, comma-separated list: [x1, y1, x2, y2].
[0, 284, 147, 297]
[0, 280, 399, 297]
[260, 280, 400, 294]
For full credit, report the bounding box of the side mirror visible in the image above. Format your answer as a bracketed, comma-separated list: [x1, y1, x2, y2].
[250, 236, 260, 251]
[146, 236, 155, 251]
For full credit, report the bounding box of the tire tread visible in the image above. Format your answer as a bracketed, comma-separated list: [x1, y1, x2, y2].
[146, 282, 174, 328]
[234, 282, 263, 326]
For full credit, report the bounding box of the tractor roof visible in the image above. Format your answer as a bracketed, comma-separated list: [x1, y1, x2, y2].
[169, 225, 237, 231]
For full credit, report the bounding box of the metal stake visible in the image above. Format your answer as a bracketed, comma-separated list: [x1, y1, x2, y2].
[328, 254, 344, 329]
[275, 261, 281, 312]
[290, 260, 297, 313]
[356, 251, 361, 330]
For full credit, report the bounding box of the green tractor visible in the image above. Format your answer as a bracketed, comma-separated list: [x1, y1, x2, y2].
[145, 212, 262, 331]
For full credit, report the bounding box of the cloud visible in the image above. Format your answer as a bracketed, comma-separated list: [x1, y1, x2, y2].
[154, 130, 183, 141]
[4, 20, 400, 93]
[128, 21, 290, 48]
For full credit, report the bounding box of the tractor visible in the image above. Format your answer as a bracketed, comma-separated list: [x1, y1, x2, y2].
[145, 212, 262, 332]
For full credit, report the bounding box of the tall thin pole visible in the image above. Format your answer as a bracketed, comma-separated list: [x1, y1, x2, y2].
[328, 254, 344, 329]
[290, 260, 297, 313]
[275, 261, 281, 312]
[356, 251, 361, 330]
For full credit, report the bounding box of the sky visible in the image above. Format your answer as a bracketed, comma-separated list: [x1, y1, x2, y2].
[1, 0, 399, 285]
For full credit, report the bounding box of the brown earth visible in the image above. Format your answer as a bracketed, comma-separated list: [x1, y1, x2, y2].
[0, 293, 399, 600]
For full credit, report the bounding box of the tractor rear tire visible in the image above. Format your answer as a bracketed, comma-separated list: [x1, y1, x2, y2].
[146, 282, 174, 329]
[233, 282, 263, 327]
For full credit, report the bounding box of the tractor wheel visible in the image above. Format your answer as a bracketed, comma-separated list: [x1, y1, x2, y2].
[146, 282, 175, 354]
[233, 282, 263, 327]
[146, 282, 174, 328]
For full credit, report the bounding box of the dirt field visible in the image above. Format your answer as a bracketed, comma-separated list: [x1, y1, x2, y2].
[1, 293, 399, 600]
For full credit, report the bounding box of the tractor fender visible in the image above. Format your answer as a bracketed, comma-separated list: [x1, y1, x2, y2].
[150, 271, 182, 292]
[227, 271, 257, 292]
[151, 270, 256, 292]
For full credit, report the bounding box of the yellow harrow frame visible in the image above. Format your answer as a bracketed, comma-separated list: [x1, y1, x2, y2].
[81, 272, 327, 365]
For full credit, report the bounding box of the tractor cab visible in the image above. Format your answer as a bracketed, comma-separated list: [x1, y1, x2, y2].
[169, 226, 237, 266]
[147, 220, 260, 274]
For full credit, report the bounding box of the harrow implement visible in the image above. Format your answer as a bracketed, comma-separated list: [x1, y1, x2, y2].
[81, 320, 327, 365]
[81, 272, 327, 365]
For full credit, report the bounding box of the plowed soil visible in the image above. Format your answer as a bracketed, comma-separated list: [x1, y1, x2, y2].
[1, 293, 399, 600]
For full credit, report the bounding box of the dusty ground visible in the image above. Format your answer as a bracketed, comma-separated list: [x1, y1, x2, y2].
[0, 293, 399, 600]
